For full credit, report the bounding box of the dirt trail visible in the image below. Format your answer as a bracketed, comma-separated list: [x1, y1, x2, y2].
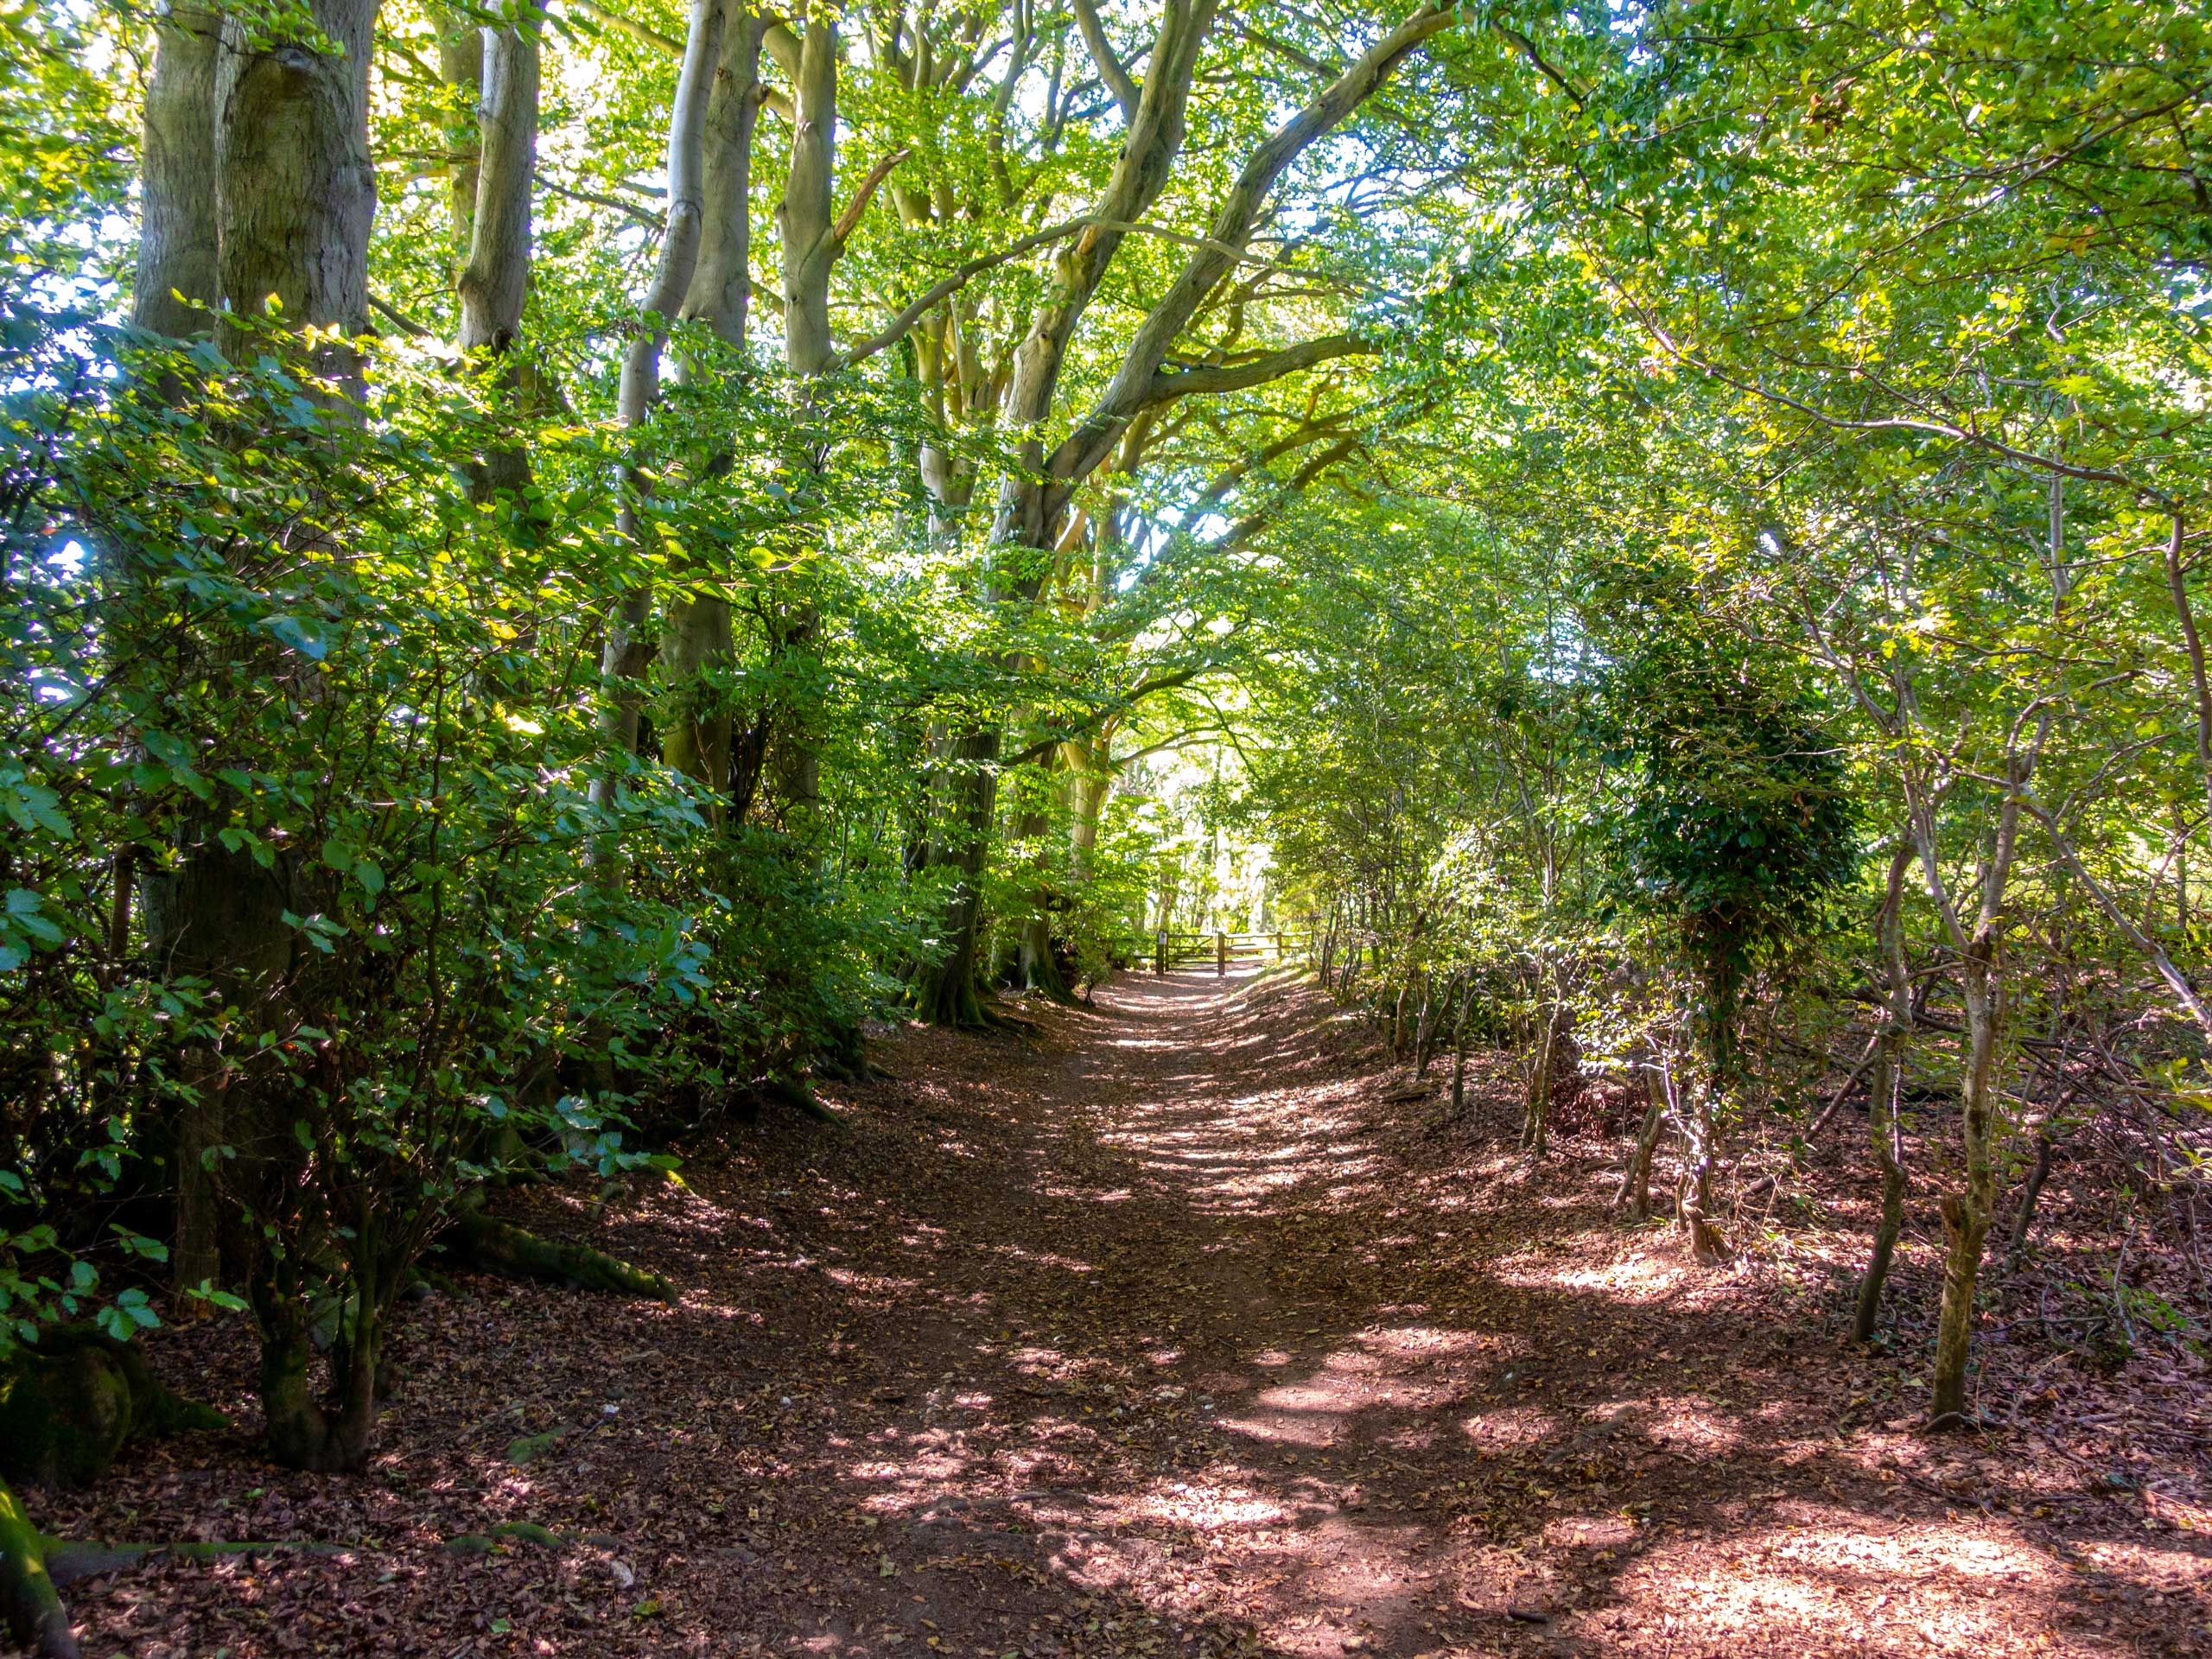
[40, 969, 2210, 1657]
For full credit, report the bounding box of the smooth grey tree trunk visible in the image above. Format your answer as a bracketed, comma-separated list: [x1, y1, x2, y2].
[434, 5, 483, 248]
[589, 0, 723, 836]
[131, 1, 228, 1300]
[456, 17, 539, 502]
[660, 4, 767, 807]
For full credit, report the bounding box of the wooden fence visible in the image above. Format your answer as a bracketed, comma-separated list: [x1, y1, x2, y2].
[1136, 930, 1313, 976]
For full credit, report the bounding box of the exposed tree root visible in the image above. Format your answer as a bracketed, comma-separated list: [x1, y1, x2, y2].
[43, 1535, 361, 1586]
[0, 1328, 228, 1490]
[7, 1517, 572, 1653]
[444, 1208, 677, 1301]
[441, 1520, 567, 1554]
[0, 1476, 73, 1659]
[975, 1002, 1041, 1036]
[751, 1075, 848, 1128]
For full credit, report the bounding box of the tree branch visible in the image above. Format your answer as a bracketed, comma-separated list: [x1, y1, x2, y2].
[541, 175, 665, 230]
[572, 0, 793, 118]
[830, 145, 912, 250]
[367, 292, 433, 337]
[836, 217, 1092, 368]
[1628, 301, 2154, 498]
[1044, 0, 1454, 499]
[1001, 665, 1208, 766]
[1492, 22, 1585, 108]
[569, 0, 679, 54]
[1070, 0, 1138, 118]
[1141, 334, 1377, 404]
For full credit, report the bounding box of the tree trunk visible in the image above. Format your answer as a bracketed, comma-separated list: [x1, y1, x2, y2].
[655, 3, 766, 811]
[1677, 949, 1744, 1262]
[917, 730, 1001, 1025]
[213, 0, 378, 367]
[1522, 991, 1559, 1157]
[433, 3, 482, 249]
[1677, 1078, 1728, 1262]
[682, 3, 766, 350]
[1853, 842, 1914, 1343]
[1906, 721, 2038, 1424]
[760, 608, 823, 810]
[1618, 1059, 1669, 1222]
[2005, 1132, 2056, 1269]
[134, 3, 222, 342]
[1931, 940, 2002, 1423]
[247, 1236, 381, 1475]
[1010, 743, 1077, 1003]
[1414, 974, 1445, 1076]
[208, 0, 385, 1444]
[2164, 512, 2212, 841]
[1067, 749, 1110, 880]
[1016, 914, 1076, 1001]
[130, 0, 230, 1304]
[454, 15, 538, 503]
[0, 1474, 74, 1659]
[1679, 958, 1731, 1260]
[658, 593, 735, 807]
[1853, 1061, 1910, 1342]
[589, 0, 723, 835]
[775, 10, 838, 380]
[1449, 980, 1474, 1116]
[140, 791, 293, 1303]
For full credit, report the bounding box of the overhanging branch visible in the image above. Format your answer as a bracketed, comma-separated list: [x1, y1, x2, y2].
[1141, 334, 1378, 405]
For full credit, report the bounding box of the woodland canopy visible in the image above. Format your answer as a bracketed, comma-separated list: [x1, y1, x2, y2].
[1, 0, 2209, 1649]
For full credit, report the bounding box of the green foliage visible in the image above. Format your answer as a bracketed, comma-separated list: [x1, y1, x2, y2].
[0, 0, 2206, 1466]
[1593, 630, 1861, 984]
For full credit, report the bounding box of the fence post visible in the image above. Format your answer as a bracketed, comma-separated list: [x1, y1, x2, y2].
[1155, 931, 1167, 976]
[1216, 931, 1227, 977]
[1274, 931, 1284, 960]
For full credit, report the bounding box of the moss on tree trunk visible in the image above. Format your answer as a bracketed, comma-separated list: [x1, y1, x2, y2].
[0, 1329, 227, 1491]
[0, 1474, 73, 1659]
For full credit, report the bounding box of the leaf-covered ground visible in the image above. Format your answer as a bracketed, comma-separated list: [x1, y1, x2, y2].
[29, 969, 2212, 1656]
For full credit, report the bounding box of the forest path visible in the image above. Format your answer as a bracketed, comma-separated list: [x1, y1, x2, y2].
[48, 970, 2201, 1657]
[626, 965, 2171, 1659]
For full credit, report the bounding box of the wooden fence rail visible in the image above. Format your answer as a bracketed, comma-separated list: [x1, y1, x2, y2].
[1132, 930, 1313, 977]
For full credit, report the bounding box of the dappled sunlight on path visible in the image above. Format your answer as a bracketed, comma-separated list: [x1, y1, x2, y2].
[760, 967, 2206, 1657]
[54, 969, 2209, 1657]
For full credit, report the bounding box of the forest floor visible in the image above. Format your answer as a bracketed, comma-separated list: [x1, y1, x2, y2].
[32, 968, 2212, 1658]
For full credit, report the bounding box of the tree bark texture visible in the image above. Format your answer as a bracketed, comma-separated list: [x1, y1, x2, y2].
[133, 3, 223, 340]
[214, 0, 379, 357]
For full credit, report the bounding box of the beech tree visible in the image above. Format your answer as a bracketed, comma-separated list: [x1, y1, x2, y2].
[3, 0, 2209, 1642]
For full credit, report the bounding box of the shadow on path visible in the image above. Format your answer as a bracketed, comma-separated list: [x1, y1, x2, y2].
[45, 969, 2209, 1659]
